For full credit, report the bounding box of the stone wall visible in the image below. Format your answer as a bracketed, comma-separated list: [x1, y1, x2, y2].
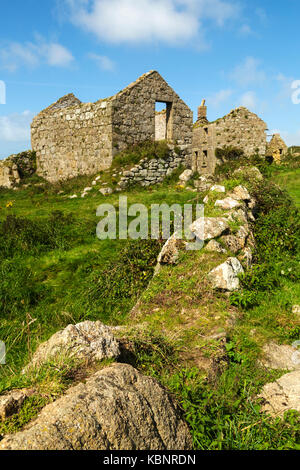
[111, 71, 193, 163]
[118, 147, 185, 189]
[266, 134, 288, 164]
[0, 159, 20, 188]
[32, 96, 113, 183]
[192, 106, 267, 174]
[0, 151, 37, 188]
[155, 110, 167, 141]
[32, 71, 193, 183]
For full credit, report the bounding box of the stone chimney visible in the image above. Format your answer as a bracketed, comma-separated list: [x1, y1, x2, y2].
[197, 99, 208, 123]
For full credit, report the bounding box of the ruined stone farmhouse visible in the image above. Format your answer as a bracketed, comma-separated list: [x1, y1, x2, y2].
[31, 71, 193, 183]
[266, 133, 288, 164]
[192, 102, 268, 174]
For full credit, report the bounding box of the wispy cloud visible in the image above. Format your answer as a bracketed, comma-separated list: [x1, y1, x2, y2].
[0, 110, 34, 142]
[239, 90, 257, 109]
[207, 88, 233, 107]
[230, 56, 266, 87]
[88, 53, 115, 71]
[63, 0, 241, 47]
[0, 37, 74, 72]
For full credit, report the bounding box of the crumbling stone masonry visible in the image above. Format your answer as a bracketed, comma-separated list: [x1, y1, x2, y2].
[192, 102, 268, 174]
[0, 151, 36, 188]
[266, 133, 288, 164]
[31, 71, 193, 183]
[118, 147, 185, 189]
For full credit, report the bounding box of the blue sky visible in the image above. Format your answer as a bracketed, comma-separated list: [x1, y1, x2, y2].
[0, 0, 300, 158]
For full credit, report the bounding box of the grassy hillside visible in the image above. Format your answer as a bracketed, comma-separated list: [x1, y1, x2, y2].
[0, 160, 299, 449]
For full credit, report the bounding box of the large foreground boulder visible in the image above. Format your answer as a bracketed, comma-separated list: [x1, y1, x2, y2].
[0, 364, 192, 450]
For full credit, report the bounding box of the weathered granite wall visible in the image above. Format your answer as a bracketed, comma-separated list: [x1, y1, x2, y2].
[111, 71, 192, 162]
[0, 151, 37, 188]
[118, 147, 185, 189]
[193, 106, 267, 174]
[155, 110, 166, 141]
[0, 159, 20, 188]
[266, 134, 288, 164]
[31, 94, 113, 183]
[32, 71, 193, 183]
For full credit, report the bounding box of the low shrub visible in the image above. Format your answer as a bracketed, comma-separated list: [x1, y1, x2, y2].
[112, 140, 171, 169]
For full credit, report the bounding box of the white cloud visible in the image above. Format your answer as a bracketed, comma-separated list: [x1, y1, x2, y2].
[230, 57, 266, 87]
[0, 110, 34, 142]
[208, 89, 233, 107]
[64, 0, 240, 45]
[88, 53, 115, 71]
[0, 38, 74, 71]
[42, 43, 74, 67]
[239, 91, 257, 109]
[238, 24, 254, 36]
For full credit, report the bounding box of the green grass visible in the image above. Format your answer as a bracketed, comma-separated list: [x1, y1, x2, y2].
[273, 167, 300, 208]
[0, 160, 299, 449]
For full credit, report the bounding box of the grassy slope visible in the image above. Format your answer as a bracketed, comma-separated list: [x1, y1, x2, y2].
[273, 167, 300, 208]
[0, 163, 299, 449]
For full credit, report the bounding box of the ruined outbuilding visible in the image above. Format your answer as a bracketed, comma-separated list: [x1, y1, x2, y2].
[266, 133, 288, 164]
[31, 71, 193, 183]
[192, 103, 268, 174]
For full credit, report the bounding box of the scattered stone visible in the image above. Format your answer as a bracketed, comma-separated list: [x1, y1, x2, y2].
[292, 305, 300, 316]
[99, 187, 113, 196]
[259, 370, 300, 416]
[221, 226, 249, 254]
[221, 235, 243, 254]
[81, 193, 87, 198]
[208, 257, 244, 291]
[69, 195, 78, 199]
[215, 197, 242, 210]
[205, 240, 227, 254]
[203, 195, 209, 204]
[95, 176, 101, 181]
[238, 247, 253, 269]
[0, 364, 193, 450]
[83, 187, 92, 192]
[24, 321, 120, 371]
[92, 181, 97, 186]
[230, 185, 251, 201]
[189, 217, 229, 241]
[0, 389, 35, 421]
[259, 342, 300, 371]
[248, 198, 257, 211]
[179, 169, 193, 183]
[225, 208, 249, 227]
[210, 185, 225, 193]
[194, 180, 212, 192]
[157, 233, 184, 265]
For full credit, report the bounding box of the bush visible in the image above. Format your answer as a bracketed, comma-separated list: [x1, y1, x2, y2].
[75, 239, 163, 322]
[0, 211, 86, 257]
[230, 179, 300, 309]
[112, 141, 171, 169]
[0, 258, 46, 318]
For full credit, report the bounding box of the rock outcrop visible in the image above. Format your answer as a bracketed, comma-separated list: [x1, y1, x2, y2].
[259, 342, 300, 371]
[0, 364, 192, 450]
[24, 321, 120, 371]
[189, 217, 229, 241]
[259, 370, 300, 416]
[208, 257, 244, 291]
